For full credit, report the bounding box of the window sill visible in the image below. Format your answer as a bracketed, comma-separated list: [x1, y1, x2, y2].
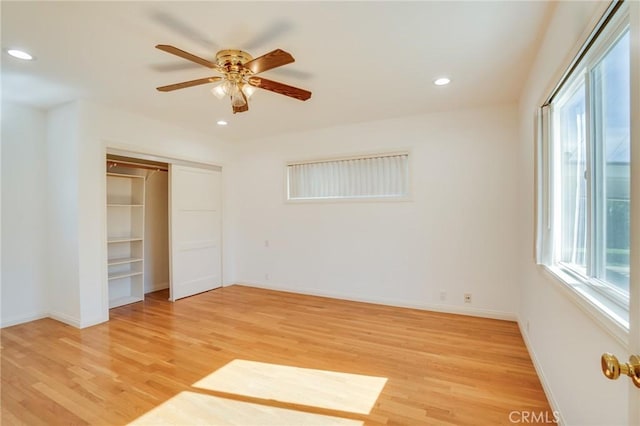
[285, 195, 413, 204]
[541, 265, 628, 346]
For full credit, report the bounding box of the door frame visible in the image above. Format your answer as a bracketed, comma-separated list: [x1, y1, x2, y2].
[628, 1, 640, 423]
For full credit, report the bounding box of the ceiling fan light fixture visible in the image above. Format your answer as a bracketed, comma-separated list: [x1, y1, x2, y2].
[241, 83, 256, 99]
[211, 81, 230, 99]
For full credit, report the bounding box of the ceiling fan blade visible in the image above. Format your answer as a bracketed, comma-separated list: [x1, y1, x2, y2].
[150, 11, 218, 51]
[243, 49, 294, 75]
[156, 44, 217, 68]
[150, 62, 202, 72]
[268, 67, 314, 80]
[243, 20, 293, 51]
[156, 76, 222, 92]
[248, 77, 311, 101]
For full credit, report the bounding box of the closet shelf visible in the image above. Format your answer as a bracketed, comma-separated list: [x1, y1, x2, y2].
[108, 237, 143, 244]
[107, 172, 145, 179]
[109, 295, 143, 309]
[108, 257, 143, 266]
[108, 271, 143, 281]
[107, 170, 146, 310]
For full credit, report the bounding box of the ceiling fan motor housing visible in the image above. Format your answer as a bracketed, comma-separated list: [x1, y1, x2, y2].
[215, 50, 254, 80]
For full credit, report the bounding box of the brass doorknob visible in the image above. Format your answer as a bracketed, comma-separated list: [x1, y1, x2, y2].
[601, 353, 640, 388]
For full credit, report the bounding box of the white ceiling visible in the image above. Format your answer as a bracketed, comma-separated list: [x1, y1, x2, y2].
[1, 1, 552, 142]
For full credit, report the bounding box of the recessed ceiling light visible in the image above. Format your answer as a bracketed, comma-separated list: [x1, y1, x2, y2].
[6, 49, 33, 60]
[434, 77, 451, 86]
[216, 120, 228, 126]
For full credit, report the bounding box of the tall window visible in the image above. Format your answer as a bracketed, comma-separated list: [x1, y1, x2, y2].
[540, 4, 630, 326]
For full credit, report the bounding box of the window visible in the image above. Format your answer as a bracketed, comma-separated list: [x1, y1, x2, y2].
[287, 153, 409, 201]
[538, 4, 630, 328]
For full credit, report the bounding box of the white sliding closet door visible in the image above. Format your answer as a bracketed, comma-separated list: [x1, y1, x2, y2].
[169, 164, 222, 301]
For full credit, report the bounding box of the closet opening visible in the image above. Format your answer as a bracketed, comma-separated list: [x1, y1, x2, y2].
[106, 154, 169, 309]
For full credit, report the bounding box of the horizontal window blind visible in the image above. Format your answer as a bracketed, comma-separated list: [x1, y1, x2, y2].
[287, 153, 409, 200]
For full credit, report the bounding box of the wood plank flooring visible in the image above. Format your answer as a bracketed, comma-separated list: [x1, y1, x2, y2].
[1, 285, 552, 425]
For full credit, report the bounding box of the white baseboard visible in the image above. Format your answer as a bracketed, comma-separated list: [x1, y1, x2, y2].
[79, 315, 109, 329]
[3, 311, 108, 330]
[48, 310, 81, 328]
[146, 281, 169, 293]
[1, 311, 103, 329]
[236, 281, 517, 322]
[517, 318, 565, 426]
[0, 312, 48, 328]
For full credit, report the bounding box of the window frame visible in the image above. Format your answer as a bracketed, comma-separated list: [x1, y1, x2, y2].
[551, 71, 589, 278]
[585, 15, 632, 308]
[538, 1, 631, 339]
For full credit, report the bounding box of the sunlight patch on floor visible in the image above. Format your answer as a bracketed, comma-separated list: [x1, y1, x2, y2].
[192, 359, 388, 415]
[129, 391, 363, 425]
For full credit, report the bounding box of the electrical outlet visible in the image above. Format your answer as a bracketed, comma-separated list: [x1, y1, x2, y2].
[464, 293, 472, 303]
[439, 291, 447, 301]
[265, 273, 270, 281]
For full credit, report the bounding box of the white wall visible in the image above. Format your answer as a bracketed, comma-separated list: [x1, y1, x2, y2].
[517, 2, 629, 425]
[46, 102, 83, 325]
[229, 104, 520, 318]
[1, 102, 49, 326]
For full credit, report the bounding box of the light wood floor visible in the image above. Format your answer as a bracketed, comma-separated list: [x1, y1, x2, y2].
[1, 285, 552, 425]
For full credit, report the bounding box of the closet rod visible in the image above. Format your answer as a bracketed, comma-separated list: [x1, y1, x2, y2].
[106, 160, 168, 172]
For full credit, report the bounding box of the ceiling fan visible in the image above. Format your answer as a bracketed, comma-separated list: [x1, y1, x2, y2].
[155, 45, 312, 114]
